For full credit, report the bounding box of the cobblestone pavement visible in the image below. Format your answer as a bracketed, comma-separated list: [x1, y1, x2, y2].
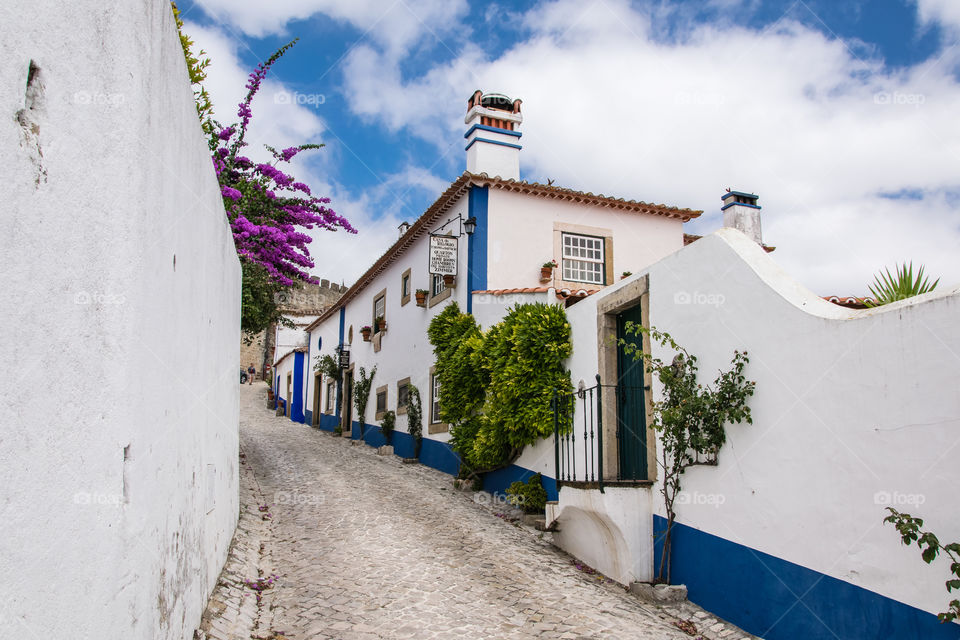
[197, 384, 759, 640]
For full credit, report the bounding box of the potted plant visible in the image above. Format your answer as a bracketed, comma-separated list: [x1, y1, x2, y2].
[360, 325, 372, 341]
[415, 288, 428, 307]
[541, 260, 557, 281]
[443, 274, 455, 287]
[621, 271, 632, 280]
[375, 315, 387, 332]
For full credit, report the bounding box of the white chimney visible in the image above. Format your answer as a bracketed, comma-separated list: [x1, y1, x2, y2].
[721, 189, 763, 245]
[464, 90, 523, 180]
[398, 221, 411, 239]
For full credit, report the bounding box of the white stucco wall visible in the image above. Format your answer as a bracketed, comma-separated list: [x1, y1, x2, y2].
[564, 228, 960, 616]
[307, 196, 472, 440]
[1, 2, 240, 639]
[640, 229, 960, 617]
[485, 188, 684, 291]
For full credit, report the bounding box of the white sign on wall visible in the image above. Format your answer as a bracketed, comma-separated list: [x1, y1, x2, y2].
[429, 235, 458, 276]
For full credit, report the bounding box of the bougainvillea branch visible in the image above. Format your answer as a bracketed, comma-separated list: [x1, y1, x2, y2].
[211, 39, 356, 287]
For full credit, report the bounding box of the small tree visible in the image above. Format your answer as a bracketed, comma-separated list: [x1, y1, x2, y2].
[407, 384, 423, 459]
[380, 410, 395, 445]
[621, 325, 755, 583]
[883, 508, 960, 624]
[353, 366, 376, 440]
[866, 261, 939, 307]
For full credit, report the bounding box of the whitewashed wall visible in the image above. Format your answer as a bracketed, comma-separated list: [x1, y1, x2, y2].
[0, 2, 240, 639]
[486, 188, 684, 291]
[307, 196, 471, 441]
[641, 228, 960, 619]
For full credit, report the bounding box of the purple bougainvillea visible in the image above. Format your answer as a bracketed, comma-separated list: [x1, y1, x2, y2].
[211, 39, 355, 287]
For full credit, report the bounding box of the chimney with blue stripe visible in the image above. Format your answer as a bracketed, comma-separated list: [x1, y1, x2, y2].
[464, 90, 523, 180]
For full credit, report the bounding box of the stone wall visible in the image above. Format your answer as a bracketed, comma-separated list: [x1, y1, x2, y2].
[244, 280, 346, 380]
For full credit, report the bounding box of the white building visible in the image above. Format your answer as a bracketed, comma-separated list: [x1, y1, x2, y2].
[549, 228, 960, 640]
[298, 90, 701, 481]
[1, 3, 240, 639]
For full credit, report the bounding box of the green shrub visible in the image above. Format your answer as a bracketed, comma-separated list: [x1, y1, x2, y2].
[506, 473, 547, 513]
[380, 410, 395, 445]
[428, 302, 573, 477]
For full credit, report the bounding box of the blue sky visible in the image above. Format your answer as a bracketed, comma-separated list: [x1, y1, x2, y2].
[177, 0, 960, 294]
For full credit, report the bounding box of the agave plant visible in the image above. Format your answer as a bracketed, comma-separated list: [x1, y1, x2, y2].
[866, 262, 939, 307]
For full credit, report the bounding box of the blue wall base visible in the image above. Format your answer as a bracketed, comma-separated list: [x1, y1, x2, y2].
[653, 515, 959, 640]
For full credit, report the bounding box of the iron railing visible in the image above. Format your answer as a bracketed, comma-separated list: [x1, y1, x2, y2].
[553, 375, 649, 492]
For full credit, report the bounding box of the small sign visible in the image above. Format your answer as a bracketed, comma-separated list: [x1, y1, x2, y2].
[338, 347, 350, 369]
[429, 235, 458, 276]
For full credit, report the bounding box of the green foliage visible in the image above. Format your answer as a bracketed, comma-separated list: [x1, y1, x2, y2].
[884, 508, 960, 623]
[171, 2, 214, 135]
[428, 302, 573, 477]
[313, 353, 341, 383]
[506, 473, 548, 514]
[380, 410, 395, 445]
[241, 262, 293, 340]
[407, 384, 423, 444]
[621, 324, 755, 583]
[353, 366, 377, 433]
[866, 261, 939, 307]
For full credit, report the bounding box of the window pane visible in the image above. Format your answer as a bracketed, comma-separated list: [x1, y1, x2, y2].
[376, 391, 386, 412]
[432, 274, 445, 296]
[561, 233, 605, 284]
[431, 373, 441, 423]
[398, 383, 408, 407]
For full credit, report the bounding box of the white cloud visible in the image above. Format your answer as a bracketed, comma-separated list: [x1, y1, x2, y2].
[192, 0, 468, 54]
[915, 0, 960, 32]
[340, 0, 960, 295]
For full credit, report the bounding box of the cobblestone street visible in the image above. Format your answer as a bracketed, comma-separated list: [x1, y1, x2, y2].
[197, 385, 755, 640]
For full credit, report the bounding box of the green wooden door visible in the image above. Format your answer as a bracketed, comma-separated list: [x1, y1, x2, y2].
[616, 304, 648, 480]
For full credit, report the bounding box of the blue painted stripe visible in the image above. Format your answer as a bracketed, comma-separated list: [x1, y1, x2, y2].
[464, 137, 522, 152]
[466, 185, 489, 313]
[483, 464, 558, 502]
[720, 202, 762, 211]
[464, 124, 522, 139]
[653, 515, 959, 640]
[336, 308, 345, 421]
[290, 352, 305, 423]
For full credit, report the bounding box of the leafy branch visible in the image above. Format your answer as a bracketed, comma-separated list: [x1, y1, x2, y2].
[353, 366, 376, 439]
[620, 324, 755, 583]
[883, 507, 960, 623]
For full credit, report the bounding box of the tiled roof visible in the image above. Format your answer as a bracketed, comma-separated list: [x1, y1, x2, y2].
[472, 287, 551, 295]
[306, 173, 699, 333]
[824, 295, 876, 309]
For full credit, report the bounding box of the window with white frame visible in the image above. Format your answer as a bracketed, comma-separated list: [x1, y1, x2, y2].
[430, 372, 441, 424]
[562, 233, 605, 284]
[373, 293, 386, 333]
[431, 273, 445, 297]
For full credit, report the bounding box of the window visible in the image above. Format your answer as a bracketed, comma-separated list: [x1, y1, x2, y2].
[562, 233, 605, 284]
[400, 268, 412, 306]
[430, 372, 441, 424]
[325, 379, 335, 413]
[375, 385, 388, 419]
[432, 273, 445, 296]
[373, 290, 386, 333]
[396, 377, 410, 414]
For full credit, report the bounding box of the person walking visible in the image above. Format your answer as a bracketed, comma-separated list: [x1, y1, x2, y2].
[247, 363, 256, 385]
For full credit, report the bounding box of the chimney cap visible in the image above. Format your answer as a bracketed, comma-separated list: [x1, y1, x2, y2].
[721, 190, 759, 201]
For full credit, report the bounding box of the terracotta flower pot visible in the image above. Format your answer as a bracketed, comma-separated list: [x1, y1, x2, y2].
[415, 292, 427, 306]
[443, 274, 455, 287]
[540, 267, 553, 281]
[361, 329, 372, 342]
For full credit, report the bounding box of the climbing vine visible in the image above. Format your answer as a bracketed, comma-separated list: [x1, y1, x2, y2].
[883, 508, 960, 623]
[407, 384, 424, 458]
[353, 365, 376, 439]
[621, 324, 755, 584]
[428, 302, 573, 478]
[313, 352, 341, 383]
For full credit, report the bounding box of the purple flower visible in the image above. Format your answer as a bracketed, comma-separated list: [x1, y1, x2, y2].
[221, 186, 243, 201]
